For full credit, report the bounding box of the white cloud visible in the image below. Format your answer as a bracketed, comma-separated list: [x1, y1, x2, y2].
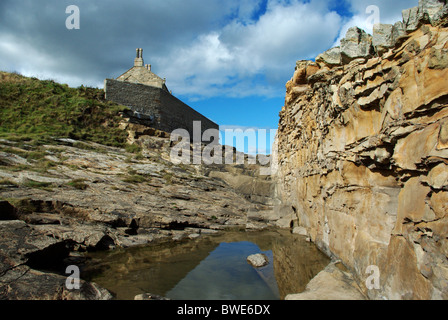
[0, 0, 420, 98]
[159, 0, 342, 99]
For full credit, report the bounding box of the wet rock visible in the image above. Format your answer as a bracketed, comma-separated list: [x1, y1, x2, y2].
[188, 233, 201, 240]
[0, 138, 264, 247]
[247, 253, 269, 268]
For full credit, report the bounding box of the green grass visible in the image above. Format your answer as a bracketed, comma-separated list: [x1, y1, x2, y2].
[0, 71, 129, 147]
[125, 144, 142, 154]
[0, 143, 60, 173]
[25, 151, 47, 161]
[122, 168, 153, 184]
[161, 171, 174, 185]
[122, 174, 148, 184]
[22, 179, 54, 191]
[0, 164, 31, 172]
[67, 179, 89, 190]
[0, 179, 18, 186]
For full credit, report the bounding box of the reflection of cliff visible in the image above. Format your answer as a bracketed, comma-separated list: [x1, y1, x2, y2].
[274, 0, 448, 300]
[272, 236, 330, 299]
[83, 239, 219, 300]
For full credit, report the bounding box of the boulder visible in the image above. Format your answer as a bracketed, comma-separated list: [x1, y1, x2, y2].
[373, 22, 408, 55]
[373, 24, 395, 49]
[419, 0, 448, 25]
[402, 6, 422, 32]
[393, 21, 408, 41]
[316, 47, 342, 66]
[247, 253, 269, 268]
[341, 27, 374, 63]
[403, 0, 448, 31]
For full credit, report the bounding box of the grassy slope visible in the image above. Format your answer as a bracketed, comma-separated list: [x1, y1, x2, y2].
[0, 71, 129, 147]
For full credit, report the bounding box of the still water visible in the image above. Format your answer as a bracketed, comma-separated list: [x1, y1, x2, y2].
[83, 229, 330, 300]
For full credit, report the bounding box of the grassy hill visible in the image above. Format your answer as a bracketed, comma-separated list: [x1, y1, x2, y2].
[0, 71, 129, 147]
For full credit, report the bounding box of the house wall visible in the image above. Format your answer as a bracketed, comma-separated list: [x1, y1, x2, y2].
[104, 79, 219, 138]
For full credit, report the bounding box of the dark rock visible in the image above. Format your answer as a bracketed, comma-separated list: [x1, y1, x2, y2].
[0, 201, 19, 220]
[0, 220, 113, 300]
[0, 266, 113, 300]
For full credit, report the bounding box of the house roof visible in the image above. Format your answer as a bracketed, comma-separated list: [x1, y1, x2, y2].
[116, 49, 169, 92]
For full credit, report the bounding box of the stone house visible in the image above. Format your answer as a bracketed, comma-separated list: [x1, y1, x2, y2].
[104, 49, 219, 138]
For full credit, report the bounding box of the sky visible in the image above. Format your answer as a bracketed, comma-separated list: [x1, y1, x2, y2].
[0, 0, 418, 154]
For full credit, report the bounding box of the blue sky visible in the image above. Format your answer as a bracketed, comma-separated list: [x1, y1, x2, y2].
[0, 0, 418, 153]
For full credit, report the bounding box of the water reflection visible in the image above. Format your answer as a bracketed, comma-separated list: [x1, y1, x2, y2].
[83, 229, 330, 300]
[167, 241, 278, 300]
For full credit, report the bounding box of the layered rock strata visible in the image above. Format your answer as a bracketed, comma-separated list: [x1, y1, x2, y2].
[275, 0, 448, 299]
[0, 125, 277, 299]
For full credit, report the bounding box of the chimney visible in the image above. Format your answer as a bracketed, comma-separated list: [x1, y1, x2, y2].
[145, 64, 151, 71]
[134, 48, 144, 67]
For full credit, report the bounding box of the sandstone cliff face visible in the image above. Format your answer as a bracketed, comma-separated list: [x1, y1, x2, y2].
[275, 1, 448, 300]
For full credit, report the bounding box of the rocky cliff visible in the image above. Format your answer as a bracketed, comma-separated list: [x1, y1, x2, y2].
[275, 0, 448, 300]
